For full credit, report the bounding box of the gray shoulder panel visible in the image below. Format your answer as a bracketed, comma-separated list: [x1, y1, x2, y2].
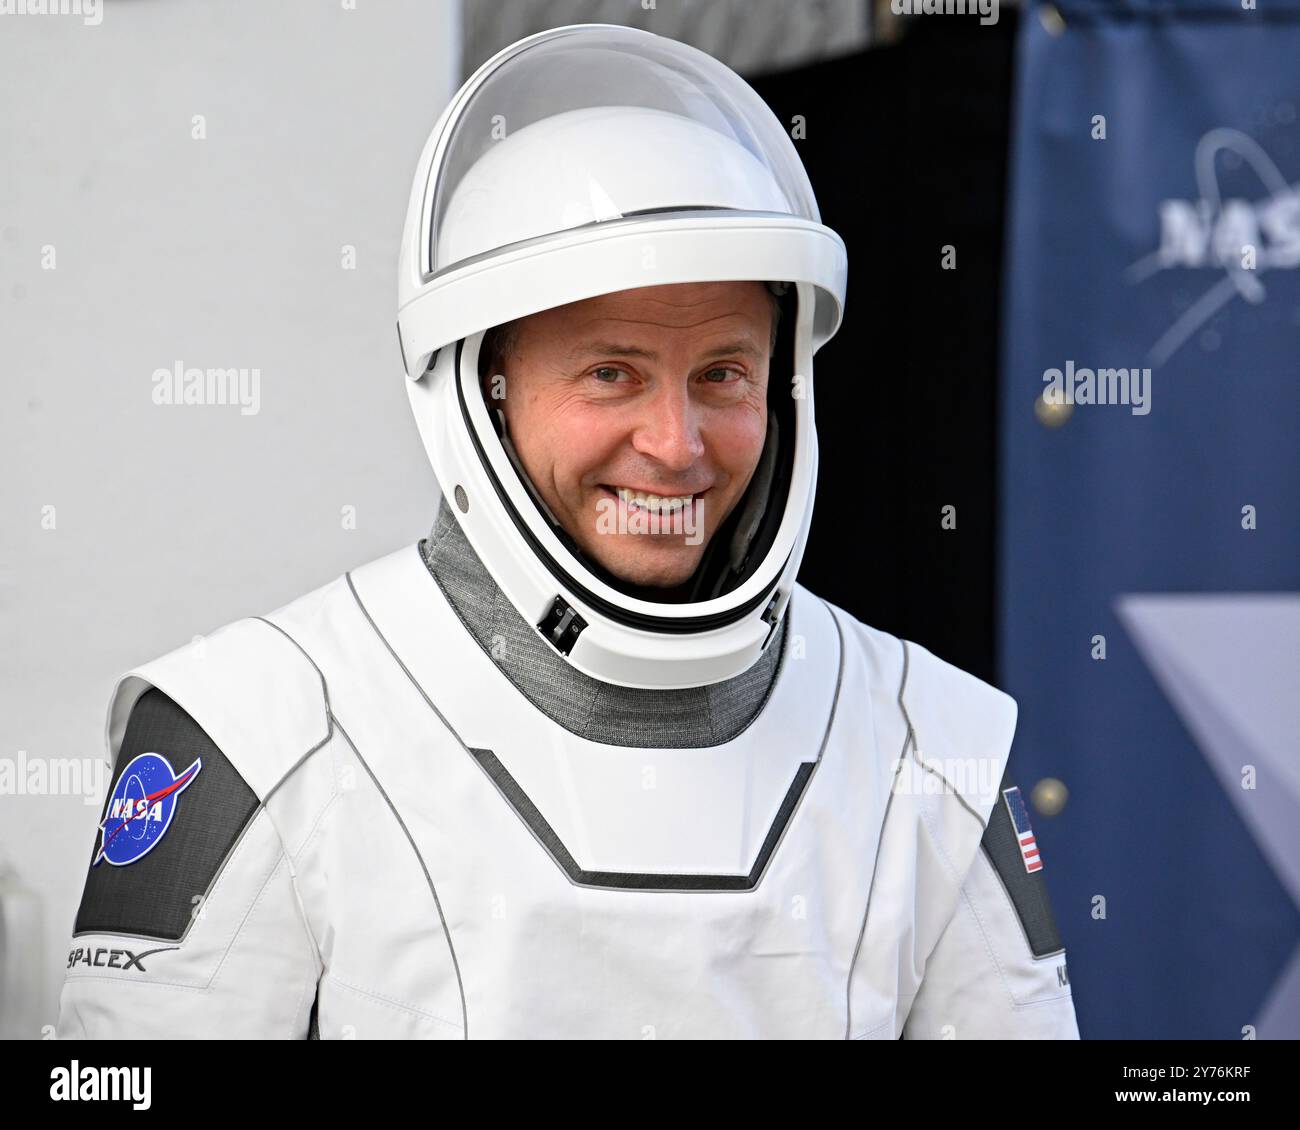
[979, 769, 1065, 958]
[74, 688, 260, 941]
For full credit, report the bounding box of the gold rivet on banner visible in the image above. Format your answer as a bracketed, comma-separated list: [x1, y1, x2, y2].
[1035, 390, 1073, 428]
[1032, 777, 1069, 816]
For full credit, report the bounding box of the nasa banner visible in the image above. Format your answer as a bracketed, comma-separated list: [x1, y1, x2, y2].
[1000, 1, 1300, 1038]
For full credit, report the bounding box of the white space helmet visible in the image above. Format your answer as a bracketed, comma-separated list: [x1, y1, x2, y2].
[397, 23, 847, 690]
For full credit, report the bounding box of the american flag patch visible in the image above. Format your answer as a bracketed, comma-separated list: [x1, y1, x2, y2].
[1002, 786, 1043, 873]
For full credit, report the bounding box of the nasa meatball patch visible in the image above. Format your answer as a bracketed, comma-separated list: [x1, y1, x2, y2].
[73, 688, 259, 942]
[94, 753, 202, 867]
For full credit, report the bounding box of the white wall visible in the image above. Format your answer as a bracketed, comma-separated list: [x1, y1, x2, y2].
[0, 0, 460, 1036]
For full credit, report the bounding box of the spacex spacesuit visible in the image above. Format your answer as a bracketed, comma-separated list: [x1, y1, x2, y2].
[56, 24, 1078, 1039]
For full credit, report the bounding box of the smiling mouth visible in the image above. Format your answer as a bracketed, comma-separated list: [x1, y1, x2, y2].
[598, 484, 710, 514]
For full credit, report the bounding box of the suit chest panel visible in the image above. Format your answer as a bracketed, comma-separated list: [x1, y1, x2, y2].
[278, 561, 900, 1037]
[314, 679, 887, 1038]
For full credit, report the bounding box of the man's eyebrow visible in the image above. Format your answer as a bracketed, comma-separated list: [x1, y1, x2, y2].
[568, 339, 764, 363]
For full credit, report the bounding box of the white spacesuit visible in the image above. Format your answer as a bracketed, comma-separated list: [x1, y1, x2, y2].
[56, 25, 1078, 1039]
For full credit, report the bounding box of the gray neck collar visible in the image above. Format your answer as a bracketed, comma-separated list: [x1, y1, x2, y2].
[418, 497, 787, 749]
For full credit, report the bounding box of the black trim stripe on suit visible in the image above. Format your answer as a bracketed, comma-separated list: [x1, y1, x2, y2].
[346, 568, 848, 894]
[471, 747, 817, 891]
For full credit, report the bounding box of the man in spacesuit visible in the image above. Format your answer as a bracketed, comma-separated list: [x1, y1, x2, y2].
[56, 24, 1079, 1039]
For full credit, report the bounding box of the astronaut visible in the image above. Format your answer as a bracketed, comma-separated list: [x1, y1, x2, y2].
[56, 25, 1078, 1039]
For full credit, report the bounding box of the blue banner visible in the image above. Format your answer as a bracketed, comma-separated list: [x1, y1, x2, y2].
[1001, 2, 1300, 1038]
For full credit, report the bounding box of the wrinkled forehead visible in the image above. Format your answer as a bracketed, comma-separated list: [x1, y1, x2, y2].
[481, 282, 780, 371]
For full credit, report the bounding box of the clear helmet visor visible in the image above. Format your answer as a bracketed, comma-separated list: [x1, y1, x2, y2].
[425, 25, 822, 278]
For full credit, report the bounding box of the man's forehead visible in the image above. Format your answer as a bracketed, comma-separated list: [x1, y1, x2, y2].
[565, 337, 766, 364]
[554, 283, 773, 359]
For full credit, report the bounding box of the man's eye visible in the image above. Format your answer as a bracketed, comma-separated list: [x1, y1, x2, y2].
[703, 367, 740, 383]
[592, 367, 624, 383]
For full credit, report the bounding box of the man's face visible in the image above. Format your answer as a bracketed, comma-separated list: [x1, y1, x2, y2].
[485, 281, 773, 590]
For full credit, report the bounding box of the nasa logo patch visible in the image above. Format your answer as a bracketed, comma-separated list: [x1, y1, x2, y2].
[94, 753, 203, 868]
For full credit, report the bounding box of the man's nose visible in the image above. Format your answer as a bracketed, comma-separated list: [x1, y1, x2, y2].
[630, 382, 706, 472]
